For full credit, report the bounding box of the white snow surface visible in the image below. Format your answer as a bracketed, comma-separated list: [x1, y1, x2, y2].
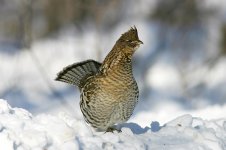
[0, 99, 225, 150]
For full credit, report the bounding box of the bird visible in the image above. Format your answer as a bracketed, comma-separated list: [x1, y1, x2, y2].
[55, 26, 143, 132]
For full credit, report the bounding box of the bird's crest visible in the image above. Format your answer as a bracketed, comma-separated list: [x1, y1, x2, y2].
[119, 26, 140, 42]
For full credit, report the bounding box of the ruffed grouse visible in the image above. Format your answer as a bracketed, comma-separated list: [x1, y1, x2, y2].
[55, 26, 143, 132]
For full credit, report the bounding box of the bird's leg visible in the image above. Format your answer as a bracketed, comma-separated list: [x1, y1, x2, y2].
[105, 126, 122, 133]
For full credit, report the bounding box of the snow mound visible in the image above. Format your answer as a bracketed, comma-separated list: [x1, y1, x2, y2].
[0, 99, 225, 150]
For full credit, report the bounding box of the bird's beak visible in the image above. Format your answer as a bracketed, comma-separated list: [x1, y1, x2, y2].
[137, 40, 143, 44]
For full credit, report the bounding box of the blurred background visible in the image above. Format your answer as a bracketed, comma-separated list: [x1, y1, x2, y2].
[0, 0, 226, 123]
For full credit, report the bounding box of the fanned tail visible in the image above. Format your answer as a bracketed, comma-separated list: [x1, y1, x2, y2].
[55, 59, 101, 88]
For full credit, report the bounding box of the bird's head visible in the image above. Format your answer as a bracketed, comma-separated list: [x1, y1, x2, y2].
[117, 26, 143, 51]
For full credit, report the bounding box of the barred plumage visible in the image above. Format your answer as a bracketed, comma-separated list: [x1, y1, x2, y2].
[55, 26, 143, 132]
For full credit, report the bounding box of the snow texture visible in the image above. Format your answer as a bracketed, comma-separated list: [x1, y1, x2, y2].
[0, 99, 225, 150]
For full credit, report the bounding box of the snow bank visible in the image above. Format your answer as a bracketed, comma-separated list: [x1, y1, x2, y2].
[0, 99, 225, 150]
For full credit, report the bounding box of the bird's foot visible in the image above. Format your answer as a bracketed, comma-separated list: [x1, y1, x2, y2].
[105, 126, 121, 133]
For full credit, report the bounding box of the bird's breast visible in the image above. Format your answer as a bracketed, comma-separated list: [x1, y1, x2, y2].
[96, 70, 138, 102]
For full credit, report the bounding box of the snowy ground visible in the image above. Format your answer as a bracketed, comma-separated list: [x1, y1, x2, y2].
[0, 99, 225, 150]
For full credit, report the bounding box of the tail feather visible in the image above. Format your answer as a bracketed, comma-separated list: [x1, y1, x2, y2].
[55, 59, 101, 88]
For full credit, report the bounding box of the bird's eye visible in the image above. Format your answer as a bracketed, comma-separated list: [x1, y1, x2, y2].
[126, 40, 132, 43]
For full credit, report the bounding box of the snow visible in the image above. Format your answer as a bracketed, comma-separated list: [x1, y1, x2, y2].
[147, 62, 182, 93]
[0, 99, 225, 150]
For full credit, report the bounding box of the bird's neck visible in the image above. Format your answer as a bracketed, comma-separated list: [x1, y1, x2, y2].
[100, 46, 134, 74]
